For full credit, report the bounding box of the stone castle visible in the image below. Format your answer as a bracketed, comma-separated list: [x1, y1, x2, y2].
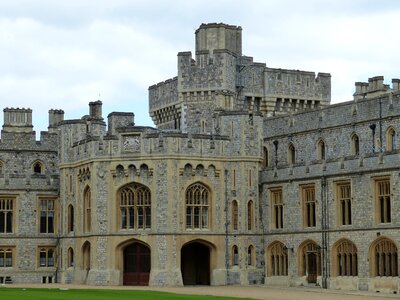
[1, 23, 400, 293]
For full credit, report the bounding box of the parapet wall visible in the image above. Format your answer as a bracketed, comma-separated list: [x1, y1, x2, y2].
[148, 77, 178, 111]
[265, 68, 331, 102]
[354, 76, 400, 100]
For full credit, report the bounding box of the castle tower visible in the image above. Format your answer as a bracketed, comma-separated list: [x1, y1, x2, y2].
[149, 23, 331, 132]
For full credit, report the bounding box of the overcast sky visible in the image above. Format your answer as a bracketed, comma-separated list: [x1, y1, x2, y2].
[1, 0, 399, 135]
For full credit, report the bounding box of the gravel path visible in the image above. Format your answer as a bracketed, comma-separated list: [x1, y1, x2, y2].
[3, 284, 398, 300]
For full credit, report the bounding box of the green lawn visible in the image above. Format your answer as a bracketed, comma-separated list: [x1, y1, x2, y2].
[0, 288, 253, 300]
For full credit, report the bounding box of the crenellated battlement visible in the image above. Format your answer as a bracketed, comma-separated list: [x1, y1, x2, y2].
[354, 76, 400, 100]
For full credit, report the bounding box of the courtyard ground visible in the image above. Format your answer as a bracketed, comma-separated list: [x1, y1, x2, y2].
[2, 284, 398, 300]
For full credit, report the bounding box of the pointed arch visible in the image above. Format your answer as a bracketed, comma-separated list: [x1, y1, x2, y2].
[68, 204, 74, 232]
[317, 139, 326, 160]
[0, 160, 4, 175]
[332, 239, 358, 276]
[351, 133, 360, 156]
[288, 143, 296, 165]
[185, 182, 210, 229]
[267, 241, 288, 276]
[195, 164, 205, 176]
[247, 245, 255, 266]
[82, 241, 91, 271]
[68, 247, 74, 267]
[263, 146, 269, 168]
[83, 186, 91, 233]
[231, 200, 238, 231]
[118, 183, 151, 230]
[298, 240, 321, 283]
[386, 127, 396, 152]
[32, 160, 45, 174]
[231, 245, 239, 266]
[247, 200, 254, 231]
[181, 239, 214, 285]
[369, 237, 398, 277]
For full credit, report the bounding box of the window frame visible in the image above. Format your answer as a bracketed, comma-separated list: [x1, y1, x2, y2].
[374, 177, 391, 224]
[32, 160, 45, 175]
[370, 237, 398, 277]
[268, 241, 288, 276]
[0, 197, 15, 234]
[333, 239, 358, 277]
[231, 200, 238, 231]
[351, 134, 360, 156]
[247, 245, 255, 267]
[0, 247, 14, 268]
[301, 184, 316, 228]
[67, 247, 74, 267]
[270, 188, 283, 229]
[38, 197, 56, 234]
[185, 182, 210, 230]
[288, 143, 295, 165]
[38, 246, 55, 268]
[336, 181, 352, 226]
[247, 200, 254, 231]
[83, 187, 91, 233]
[317, 140, 326, 160]
[386, 127, 396, 152]
[231, 245, 239, 267]
[118, 183, 152, 230]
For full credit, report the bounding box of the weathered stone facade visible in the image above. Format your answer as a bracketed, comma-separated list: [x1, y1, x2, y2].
[1, 22, 400, 294]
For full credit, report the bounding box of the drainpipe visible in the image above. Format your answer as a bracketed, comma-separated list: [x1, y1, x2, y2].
[321, 176, 329, 289]
[224, 169, 230, 284]
[379, 98, 383, 152]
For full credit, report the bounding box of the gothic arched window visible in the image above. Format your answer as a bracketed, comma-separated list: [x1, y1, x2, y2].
[119, 183, 151, 229]
[186, 183, 210, 229]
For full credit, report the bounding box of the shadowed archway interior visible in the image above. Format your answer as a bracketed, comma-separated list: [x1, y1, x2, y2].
[181, 242, 210, 285]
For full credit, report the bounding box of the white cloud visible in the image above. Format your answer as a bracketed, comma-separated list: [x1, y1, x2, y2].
[0, 0, 399, 134]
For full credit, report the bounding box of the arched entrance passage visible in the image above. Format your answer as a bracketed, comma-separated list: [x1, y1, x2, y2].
[181, 242, 210, 285]
[123, 243, 150, 286]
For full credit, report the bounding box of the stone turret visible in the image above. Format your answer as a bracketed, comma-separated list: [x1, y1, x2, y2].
[48, 109, 65, 133]
[2, 108, 33, 133]
[89, 100, 103, 120]
[195, 23, 242, 57]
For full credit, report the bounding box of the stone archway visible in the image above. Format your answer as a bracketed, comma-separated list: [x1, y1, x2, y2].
[123, 243, 151, 285]
[181, 242, 210, 285]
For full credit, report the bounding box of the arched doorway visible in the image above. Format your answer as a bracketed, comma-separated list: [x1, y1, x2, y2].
[299, 241, 321, 284]
[123, 243, 150, 285]
[181, 242, 210, 285]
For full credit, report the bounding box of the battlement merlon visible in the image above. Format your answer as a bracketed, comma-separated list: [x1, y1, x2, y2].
[353, 76, 400, 100]
[108, 112, 135, 135]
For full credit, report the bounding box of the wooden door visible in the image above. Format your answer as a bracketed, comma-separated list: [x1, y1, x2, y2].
[307, 252, 317, 283]
[123, 243, 150, 285]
